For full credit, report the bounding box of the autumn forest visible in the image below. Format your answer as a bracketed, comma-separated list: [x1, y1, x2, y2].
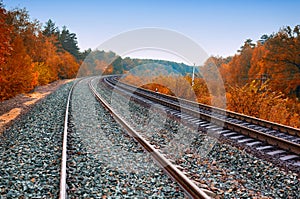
[0, 5, 82, 100]
[0, 4, 299, 128]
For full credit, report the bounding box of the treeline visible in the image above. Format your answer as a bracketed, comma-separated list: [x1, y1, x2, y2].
[121, 26, 300, 128]
[0, 2, 198, 101]
[0, 4, 84, 101]
[78, 51, 196, 77]
[113, 58, 195, 76]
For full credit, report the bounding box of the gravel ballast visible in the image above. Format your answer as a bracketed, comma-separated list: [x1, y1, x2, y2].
[0, 83, 73, 198]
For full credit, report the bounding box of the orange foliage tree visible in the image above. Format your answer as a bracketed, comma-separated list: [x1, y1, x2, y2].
[36, 36, 61, 83]
[227, 81, 300, 128]
[0, 35, 38, 100]
[220, 39, 255, 87]
[0, 6, 80, 101]
[122, 74, 199, 102]
[254, 27, 300, 96]
[248, 42, 267, 81]
[221, 26, 300, 97]
[217, 26, 300, 127]
[0, 5, 12, 66]
[57, 52, 79, 79]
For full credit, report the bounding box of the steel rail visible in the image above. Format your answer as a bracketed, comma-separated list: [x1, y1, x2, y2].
[105, 76, 300, 155]
[59, 80, 79, 199]
[89, 78, 212, 199]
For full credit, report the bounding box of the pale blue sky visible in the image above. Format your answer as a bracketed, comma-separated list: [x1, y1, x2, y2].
[3, 0, 300, 60]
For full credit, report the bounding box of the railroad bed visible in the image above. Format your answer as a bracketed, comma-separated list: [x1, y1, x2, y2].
[0, 76, 299, 198]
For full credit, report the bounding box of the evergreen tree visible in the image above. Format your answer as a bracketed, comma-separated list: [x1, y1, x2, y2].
[42, 19, 58, 37]
[58, 26, 80, 60]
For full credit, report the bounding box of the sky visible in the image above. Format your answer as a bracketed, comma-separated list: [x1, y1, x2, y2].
[3, 0, 300, 63]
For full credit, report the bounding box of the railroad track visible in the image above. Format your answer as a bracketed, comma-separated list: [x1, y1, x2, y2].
[103, 75, 300, 168]
[59, 77, 212, 199]
[1, 76, 298, 198]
